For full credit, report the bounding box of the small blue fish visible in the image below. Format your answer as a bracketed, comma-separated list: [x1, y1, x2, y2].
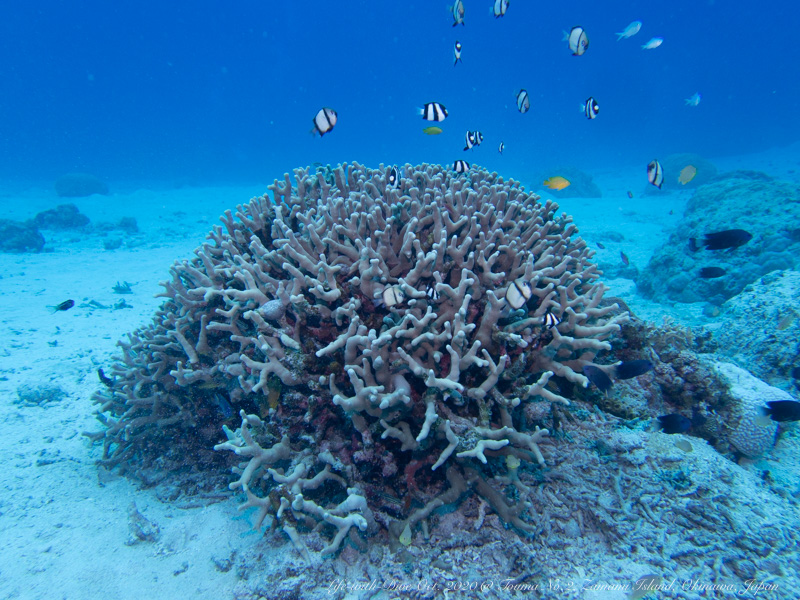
[214, 392, 234, 418]
[616, 21, 642, 41]
[641, 37, 663, 50]
[685, 92, 701, 107]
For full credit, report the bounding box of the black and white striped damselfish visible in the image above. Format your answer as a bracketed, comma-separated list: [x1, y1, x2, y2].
[382, 285, 405, 308]
[493, 0, 509, 18]
[582, 97, 599, 119]
[505, 278, 532, 309]
[387, 166, 400, 189]
[425, 281, 440, 301]
[543, 312, 561, 329]
[420, 102, 448, 122]
[516, 89, 530, 113]
[565, 26, 589, 56]
[647, 159, 664, 188]
[311, 107, 337, 136]
[451, 0, 465, 26]
[453, 159, 470, 174]
[463, 130, 483, 151]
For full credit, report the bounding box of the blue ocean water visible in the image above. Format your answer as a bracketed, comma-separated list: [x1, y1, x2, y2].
[1, 0, 797, 185]
[2, 4, 800, 599]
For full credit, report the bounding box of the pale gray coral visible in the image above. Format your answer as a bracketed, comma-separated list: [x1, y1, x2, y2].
[713, 361, 783, 457]
[91, 162, 627, 557]
[712, 270, 800, 391]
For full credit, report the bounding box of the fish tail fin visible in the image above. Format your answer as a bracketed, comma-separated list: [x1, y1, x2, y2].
[689, 238, 699, 252]
[615, 32, 624, 41]
[561, 30, 569, 41]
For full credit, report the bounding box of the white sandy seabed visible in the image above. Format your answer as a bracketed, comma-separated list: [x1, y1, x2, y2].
[0, 147, 798, 600]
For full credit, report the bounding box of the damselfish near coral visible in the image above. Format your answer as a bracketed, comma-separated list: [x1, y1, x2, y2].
[90, 162, 627, 557]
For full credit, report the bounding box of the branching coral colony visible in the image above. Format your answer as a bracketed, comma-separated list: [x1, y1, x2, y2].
[90, 162, 628, 558]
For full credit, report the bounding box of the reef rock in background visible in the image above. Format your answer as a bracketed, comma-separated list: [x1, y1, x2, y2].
[712, 270, 800, 391]
[54, 172, 109, 197]
[90, 162, 627, 556]
[33, 203, 90, 229]
[534, 165, 602, 198]
[642, 153, 718, 193]
[0, 219, 45, 252]
[638, 175, 800, 304]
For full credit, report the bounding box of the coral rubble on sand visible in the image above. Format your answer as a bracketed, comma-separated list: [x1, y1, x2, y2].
[90, 162, 628, 556]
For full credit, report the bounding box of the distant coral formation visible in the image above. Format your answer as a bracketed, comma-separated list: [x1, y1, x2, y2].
[638, 175, 799, 304]
[91, 162, 628, 556]
[54, 172, 109, 197]
[33, 203, 90, 229]
[0, 219, 45, 252]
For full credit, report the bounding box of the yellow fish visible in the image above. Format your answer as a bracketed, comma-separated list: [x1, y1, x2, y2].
[543, 176, 570, 190]
[678, 165, 697, 185]
[423, 126, 443, 135]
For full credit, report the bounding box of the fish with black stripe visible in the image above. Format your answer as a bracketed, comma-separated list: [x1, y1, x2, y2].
[463, 130, 483, 151]
[453, 41, 463, 65]
[647, 159, 664, 188]
[565, 26, 589, 56]
[516, 89, 530, 113]
[505, 278, 532, 309]
[451, 0, 465, 26]
[387, 166, 400, 189]
[582, 97, 599, 119]
[453, 159, 470, 174]
[419, 102, 448, 122]
[493, 0, 509, 17]
[543, 311, 561, 329]
[311, 107, 337, 137]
